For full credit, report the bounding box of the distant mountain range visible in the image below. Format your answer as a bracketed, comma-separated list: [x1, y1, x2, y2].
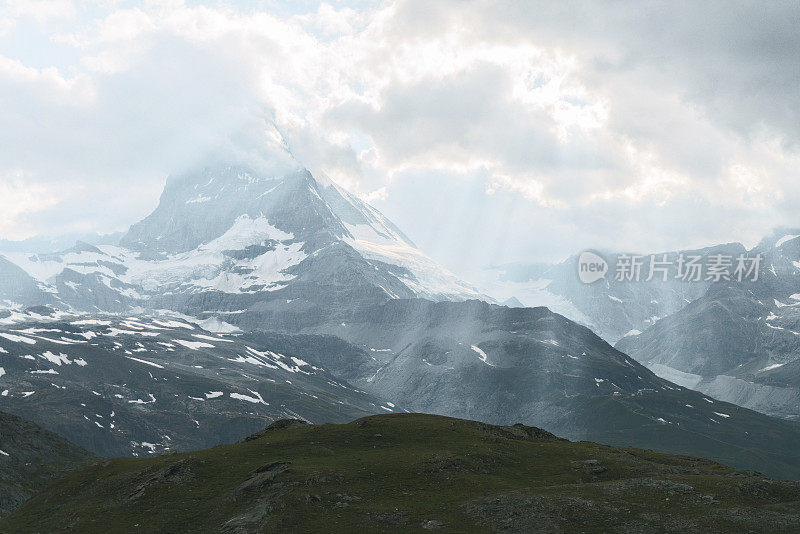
[483, 242, 748, 344]
[0, 232, 123, 254]
[484, 229, 800, 422]
[617, 230, 800, 421]
[257, 298, 800, 479]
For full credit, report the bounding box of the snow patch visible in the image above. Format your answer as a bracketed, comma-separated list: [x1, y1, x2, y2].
[230, 390, 267, 405]
[0, 332, 36, 344]
[39, 351, 74, 366]
[192, 333, 233, 343]
[471, 345, 487, 363]
[126, 356, 165, 369]
[775, 234, 800, 247]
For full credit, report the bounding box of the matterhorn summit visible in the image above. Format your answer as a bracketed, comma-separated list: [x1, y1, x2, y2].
[0, 162, 483, 329]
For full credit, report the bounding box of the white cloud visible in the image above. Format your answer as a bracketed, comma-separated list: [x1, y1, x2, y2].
[0, 170, 62, 238]
[4, 0, 76, 23]
[0, 0, 797, 269]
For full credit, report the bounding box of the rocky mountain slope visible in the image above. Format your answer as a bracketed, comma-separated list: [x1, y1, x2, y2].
[0, 310, 398, 457]
[243, 299, 800, 480]
[3, 413, 800, 533]
[0, 410, 93, 517]
[482, 228, 800, 422]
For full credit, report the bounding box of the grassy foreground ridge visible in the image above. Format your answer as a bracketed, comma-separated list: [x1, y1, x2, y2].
[3, 413, 800, 533]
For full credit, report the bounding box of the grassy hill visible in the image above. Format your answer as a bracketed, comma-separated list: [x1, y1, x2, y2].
[3, 413, 800, 533]
[0, 410, 94, 518]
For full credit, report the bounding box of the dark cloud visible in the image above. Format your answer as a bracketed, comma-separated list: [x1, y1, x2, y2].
[390, 0, 800, 146]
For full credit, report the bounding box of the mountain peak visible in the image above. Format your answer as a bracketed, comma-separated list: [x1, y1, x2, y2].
[119, 164, 417, 257]
[120, 164, 322, 254]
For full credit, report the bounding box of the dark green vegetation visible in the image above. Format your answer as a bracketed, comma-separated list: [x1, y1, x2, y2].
[4, 413, 800, 533]
[0, 410, 93, 518]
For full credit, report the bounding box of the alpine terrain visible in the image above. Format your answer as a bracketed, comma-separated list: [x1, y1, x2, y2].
[0, 309, 398, 457]
[2, 163, 800, 480]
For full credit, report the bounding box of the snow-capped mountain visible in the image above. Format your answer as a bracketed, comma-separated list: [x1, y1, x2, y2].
[0, 165, 483, 325]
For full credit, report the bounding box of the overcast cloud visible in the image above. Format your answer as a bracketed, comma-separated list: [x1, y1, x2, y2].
[0, 0, 798, 275]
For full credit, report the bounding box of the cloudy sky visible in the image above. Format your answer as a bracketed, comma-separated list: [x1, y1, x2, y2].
[1, 0, 799, 279]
